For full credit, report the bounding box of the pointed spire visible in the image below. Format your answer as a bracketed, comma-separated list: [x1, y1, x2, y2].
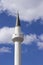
[16, 13, 21, 26]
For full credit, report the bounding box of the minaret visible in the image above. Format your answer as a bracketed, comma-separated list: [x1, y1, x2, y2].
[12, 13, 24, 65]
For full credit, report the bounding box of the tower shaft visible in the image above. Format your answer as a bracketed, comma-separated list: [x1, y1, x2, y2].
[14, 42, 21, 65]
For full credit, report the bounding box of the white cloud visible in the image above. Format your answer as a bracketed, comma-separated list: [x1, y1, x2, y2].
[37, 42, 43, 49]
[0, 0, 43, 21]
[0, 27, 14, 43]
[23, 34, 37, 44]
[23, 34, 43, 49]
[0, 27, 37, 44]
[38, 34, 43, 41]
[0, 47, 11, 53]
[37, 34, 43, 49]
[0, 27, 43, 49]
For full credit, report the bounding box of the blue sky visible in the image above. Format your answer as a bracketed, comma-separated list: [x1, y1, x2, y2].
[0, 0, 43, 65]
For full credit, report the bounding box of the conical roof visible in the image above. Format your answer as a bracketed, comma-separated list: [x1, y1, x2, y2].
[16, 13, 20, 26]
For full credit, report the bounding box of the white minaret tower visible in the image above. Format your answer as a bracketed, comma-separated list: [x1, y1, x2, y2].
[12, 13, 24, 65]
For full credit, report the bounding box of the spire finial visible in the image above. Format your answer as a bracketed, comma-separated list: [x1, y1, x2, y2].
[16, 12, 20, 26]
